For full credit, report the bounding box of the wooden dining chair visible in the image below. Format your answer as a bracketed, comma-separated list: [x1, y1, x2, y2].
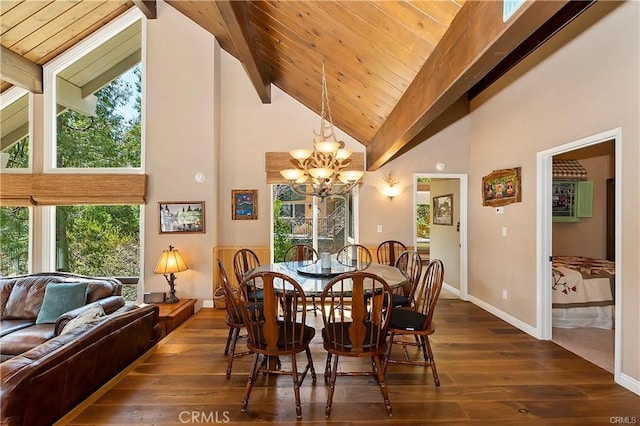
[383, 259, 444, 387]
[283, 244, 322, 316]
[233, 248, 261, 285]
[336, 243, 372, 269]
[217, 259, 252, 378]
[391, 250, 423, 308]
[376, 240, 407, 266]
[283, 244, 318, 263]
[233, 248, 263, 300]
[238, 270, 316, 420]
[320, 271, 393, 418]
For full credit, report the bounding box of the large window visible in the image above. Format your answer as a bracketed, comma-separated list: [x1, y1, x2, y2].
[0, 206, 30, 276]
[272, 184, 354, 261]
[0, 11, 144, 293]
[55, 205, 140, 277]
[1, 89, 31, 276]
[56, 66, 141, 168]
[1, 89, 30, 170]
[48, 16, 143, 300]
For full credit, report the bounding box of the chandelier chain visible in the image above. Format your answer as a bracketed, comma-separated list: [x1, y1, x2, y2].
[280, 61, 364, 198]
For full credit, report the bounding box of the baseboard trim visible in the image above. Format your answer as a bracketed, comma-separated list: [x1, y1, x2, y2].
[467, 295, 540, 339]
[442, 282, 460, 297]
[617, 372, 640, 396]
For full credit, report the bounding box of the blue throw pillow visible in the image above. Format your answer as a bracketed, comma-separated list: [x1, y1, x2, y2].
[35, 282, 89, 324]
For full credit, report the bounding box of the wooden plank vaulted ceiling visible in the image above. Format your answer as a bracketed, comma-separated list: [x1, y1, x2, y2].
[0, 0, 595, 170]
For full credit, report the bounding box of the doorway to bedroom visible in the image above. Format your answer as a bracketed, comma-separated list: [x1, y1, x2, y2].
[537, 128, 621, 377]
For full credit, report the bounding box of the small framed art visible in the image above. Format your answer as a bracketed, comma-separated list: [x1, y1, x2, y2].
[482, 167, 522, 207]
[433, 194, 453, 226]
[232, 190, 258, 220]
[159, 201, 205, 234]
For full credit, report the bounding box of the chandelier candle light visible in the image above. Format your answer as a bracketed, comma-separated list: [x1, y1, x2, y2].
[153, 245, 189, 304]
[280, 62, 364, 198]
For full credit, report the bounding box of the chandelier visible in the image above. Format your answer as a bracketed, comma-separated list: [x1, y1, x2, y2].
[280, 62, 364, 198]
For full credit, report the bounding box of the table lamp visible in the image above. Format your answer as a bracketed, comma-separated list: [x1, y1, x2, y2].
[153, 245, 188, 304]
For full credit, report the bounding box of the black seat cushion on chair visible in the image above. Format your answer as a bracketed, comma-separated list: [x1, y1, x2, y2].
[389, 308, 427, 331]
[322, 322, 384, 351]
[252, 321, 315, 349]
[387, 294, 410, 308]
[247, 287, 264, 301]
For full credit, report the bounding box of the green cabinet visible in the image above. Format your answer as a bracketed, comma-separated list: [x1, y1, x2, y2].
[552, 180, 593, 222]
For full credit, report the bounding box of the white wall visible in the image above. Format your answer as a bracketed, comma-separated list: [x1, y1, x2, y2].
[218, 52, 364, 247]
[359, 99, 470, 247]
[144, 1, 218, 306]
[468, 1, 639, 381]
[140, 0, 639, 386]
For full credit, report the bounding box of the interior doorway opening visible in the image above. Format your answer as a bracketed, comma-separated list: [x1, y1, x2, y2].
[537, 127, 621, 381]
[413, 173, 468, 301]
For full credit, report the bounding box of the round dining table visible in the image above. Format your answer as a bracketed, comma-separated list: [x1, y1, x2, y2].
[250, 260, 408, 296]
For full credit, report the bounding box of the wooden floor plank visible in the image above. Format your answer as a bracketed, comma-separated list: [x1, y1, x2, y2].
[60, 299, 640, 425]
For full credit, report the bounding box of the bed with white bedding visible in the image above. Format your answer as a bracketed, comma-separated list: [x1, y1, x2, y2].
[552, 256, 615, 329]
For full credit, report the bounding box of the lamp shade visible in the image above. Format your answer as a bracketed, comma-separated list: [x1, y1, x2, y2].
[154, 246, 188, 275]
[338, 170, 365, 183]
[314, 141, 340, 154]
[309, 167, 333, 179]
[280, 168, 305, 181]
[382, 184, 402, 199]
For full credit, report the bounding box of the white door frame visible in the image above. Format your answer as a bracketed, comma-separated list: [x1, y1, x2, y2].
[536, 127, 622, 378]
[414, 173, 468, 300]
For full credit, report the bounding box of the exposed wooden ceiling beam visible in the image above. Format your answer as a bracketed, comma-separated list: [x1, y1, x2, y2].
[366, 0, 572, 171]
[133, 1, 157, 19]
[0, 46, 43, 94]
[57, 77, 97, 117]
[468, 0, 596, 100]
[81, 49, 141, 98]
[214, 0, 271, 104]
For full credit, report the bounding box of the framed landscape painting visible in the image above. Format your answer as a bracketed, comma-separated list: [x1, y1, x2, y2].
[159, 201, 205, 234]
[232, 190, 258, 220]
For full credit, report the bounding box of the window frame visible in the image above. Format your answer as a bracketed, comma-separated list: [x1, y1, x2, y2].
[1, 87, 33, 172]
[38, 8, 145, 281]
[43, 8, 145, 175]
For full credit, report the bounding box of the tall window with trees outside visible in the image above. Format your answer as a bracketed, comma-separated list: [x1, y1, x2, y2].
[51, 17, 143, 300]
[54, 66, 142, 289]
[1, 15, 143, 303]
[0, 90, 31, 276]
[272, 184, 353, 261]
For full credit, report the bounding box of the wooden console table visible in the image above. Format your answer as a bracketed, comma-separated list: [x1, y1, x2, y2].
[156, 298, 196, 339]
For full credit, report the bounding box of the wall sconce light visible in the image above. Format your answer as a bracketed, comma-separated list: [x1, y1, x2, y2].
[381, 172, 401, 199]
[153, 245, 189, 304]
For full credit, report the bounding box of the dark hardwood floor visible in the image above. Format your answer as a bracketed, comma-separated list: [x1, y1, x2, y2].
[62, 299, 639, 425]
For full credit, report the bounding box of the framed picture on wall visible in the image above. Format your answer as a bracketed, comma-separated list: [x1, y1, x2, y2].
[482, 167, 522, 207]
[159, 201, 205, 234]
[433, 194, 453, 225]
[232, 189, 258, 220]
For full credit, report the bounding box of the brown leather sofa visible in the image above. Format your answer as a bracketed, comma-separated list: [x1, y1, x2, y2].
[0, 273, 161, 426]
[0, 272, 125, 361]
